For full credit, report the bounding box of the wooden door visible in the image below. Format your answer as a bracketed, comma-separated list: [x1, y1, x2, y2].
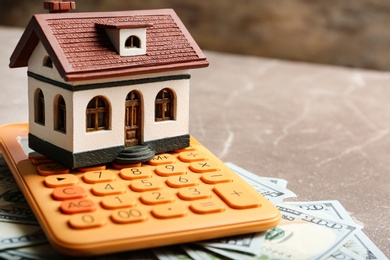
[125, 91, 141, 146]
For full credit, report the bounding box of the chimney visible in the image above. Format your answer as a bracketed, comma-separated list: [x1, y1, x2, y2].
[44, 0, 76, 13]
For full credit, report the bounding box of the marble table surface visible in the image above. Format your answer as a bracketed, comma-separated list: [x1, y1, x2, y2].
[1, 26, 389, 257]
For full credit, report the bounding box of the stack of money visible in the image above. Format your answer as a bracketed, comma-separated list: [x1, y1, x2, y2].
[0, 156, 387, 260]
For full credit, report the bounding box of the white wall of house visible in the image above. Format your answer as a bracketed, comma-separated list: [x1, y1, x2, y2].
[27, 42, 190, 154]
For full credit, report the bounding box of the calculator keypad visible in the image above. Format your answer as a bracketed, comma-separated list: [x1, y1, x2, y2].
[39, 144, 264, 230]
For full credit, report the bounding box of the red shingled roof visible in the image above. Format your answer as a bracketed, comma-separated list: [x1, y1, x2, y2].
[9, 9, 208, 81]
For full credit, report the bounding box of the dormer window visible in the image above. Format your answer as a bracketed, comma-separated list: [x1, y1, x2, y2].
[125, 36, 141, 49]
[96, 22, 152, 57]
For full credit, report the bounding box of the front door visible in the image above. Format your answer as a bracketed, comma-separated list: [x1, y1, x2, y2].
[125, 91, 141, 146]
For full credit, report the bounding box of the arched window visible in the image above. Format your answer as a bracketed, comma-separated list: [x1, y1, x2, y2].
[54, 95, 66, 133]
[86, 96, 110, 132]
[43, 56, 53, 68]
[34, 89, 45, 125]
[125, 35, 141, 48]
[155, 88, 175, 121]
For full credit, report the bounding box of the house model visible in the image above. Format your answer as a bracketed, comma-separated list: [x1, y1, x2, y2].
[9, 1, 208, 169]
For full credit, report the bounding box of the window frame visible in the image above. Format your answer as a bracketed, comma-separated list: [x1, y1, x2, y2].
[155, 88, 176, 122]
[86, 96, 110, 132]
[34, 88, 45, 125]
[54, 95, 66, 133]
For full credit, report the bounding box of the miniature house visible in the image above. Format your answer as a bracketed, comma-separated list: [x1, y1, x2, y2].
[9, 5, 208, 168]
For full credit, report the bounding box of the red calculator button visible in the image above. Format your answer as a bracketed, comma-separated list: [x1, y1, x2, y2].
[44, 174, 78, 188]
[52, 186, 86, 200]
[69, 213, 106, 229]
[60, 199, 96, 214]
[213, 183, 261, 209]
[151, 204, 187, 219]
[111, 208, 148, 224]
[37, 163, 70, 176]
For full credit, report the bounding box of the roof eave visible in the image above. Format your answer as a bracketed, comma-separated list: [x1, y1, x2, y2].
[64, 60, 209, 82]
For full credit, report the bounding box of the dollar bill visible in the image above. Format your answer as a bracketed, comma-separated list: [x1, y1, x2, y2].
[0, 222, 47, 251]
[226, 162, 296, 203]
[199, 232, 265, 256]
[287, 200, 388, 260]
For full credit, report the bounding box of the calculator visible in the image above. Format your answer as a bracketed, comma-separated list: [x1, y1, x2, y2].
[0, 123, 281, 256]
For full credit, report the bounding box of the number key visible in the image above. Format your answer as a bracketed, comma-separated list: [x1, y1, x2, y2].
[140, 190, 175, 205]
[166, 175, 199, 188]
[155, 164, 186, 177]
[130, 178, 163, 192]
[178, 186, 211, 200]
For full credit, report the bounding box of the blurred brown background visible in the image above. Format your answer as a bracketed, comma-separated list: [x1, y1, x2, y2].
[2, 0, 390, 71]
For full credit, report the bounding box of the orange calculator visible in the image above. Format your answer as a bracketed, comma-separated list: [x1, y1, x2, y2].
[0, 123, 280, 256]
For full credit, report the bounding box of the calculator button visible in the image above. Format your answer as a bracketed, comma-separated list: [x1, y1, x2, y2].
[190, 198, 225, 214]
[60, 199, 96, 214]
[31, 157, 53, 165]
[37, 163, 70, 176]
[83, 170, 116, 183]
[155, 164, 187, 177]
[189, 161, 220, 173]
[178, 151, 208, 162]
[201, 172, 232, 184]
[148, 154, 176, 165]
[166, 175, 199, 188]
[111, 208, 147, 224]
[173, 146, 196, 153]
[77, 164, 106, 173]
[44, 174, 78, 188]
[120, 167, 152, 180]
[178, 186, 211, 200]
[140, 190, 175, 205]
[92, 182, 126, 196]
[52, 186, 86, 200]
[130, 178, 163, 192]
[101, 194, 137, 209]
[213, 183, 261, 209]
[151, 204, 187, 219]
[69, 213, 106, 229]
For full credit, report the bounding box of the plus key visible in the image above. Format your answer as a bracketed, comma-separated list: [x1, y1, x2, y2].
[213, 183, 261, 209]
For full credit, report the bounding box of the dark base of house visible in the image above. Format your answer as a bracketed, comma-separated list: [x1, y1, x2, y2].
[29, 134, 190, 169]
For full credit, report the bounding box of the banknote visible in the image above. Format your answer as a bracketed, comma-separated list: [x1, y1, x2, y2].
[287, 200, 388, 260]
[0, 222, 47, 251]
[225, 162, 296, 203]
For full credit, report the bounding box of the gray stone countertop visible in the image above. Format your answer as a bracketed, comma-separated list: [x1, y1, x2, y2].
[1, 26, 389, 257]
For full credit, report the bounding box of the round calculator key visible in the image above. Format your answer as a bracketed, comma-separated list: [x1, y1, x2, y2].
[190, 198, 225, 214]
[189, 161, 220, 173]
[68, 213, 106, 229]
[173, 146, 197, 153]
[178, 151, 208, 162]
[111, 208, 148, 224]
[151, 204, 187, 219]
[166, 175, 199, 188]
[178, 186, 211, 200]
[37, 163, 70, 176]
[44, 174, 78, 188]
[83, 170, 116, 183]
[60, 198, 96, 214]
[30, 156, 53, 165]
[52, 186, 86, 200]
[148, 154, 176, 165]
[155, 164, 187, 177]
[130, 178, 163, 192]
[201, 172, 232, 184]
[140, 190, 175, 205]
[120, 167, 152, 180]
[101, 194, 137, 209]
[92, 182, 126, 196]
